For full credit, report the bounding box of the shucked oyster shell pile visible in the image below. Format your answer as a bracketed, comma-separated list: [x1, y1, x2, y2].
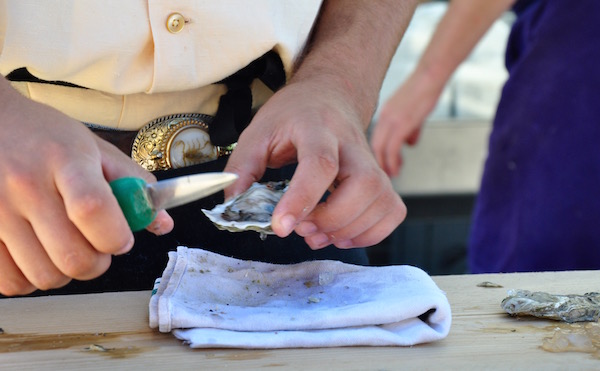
[202, 180, 289, 238]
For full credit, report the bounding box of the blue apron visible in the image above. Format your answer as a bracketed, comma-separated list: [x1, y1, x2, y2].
[469, 0, 600, 272]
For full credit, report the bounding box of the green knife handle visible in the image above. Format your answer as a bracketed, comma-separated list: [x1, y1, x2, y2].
[109, 177, 156, 232]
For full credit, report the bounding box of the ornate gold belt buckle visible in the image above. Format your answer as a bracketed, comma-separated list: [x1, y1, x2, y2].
[131, 113, 236, 171]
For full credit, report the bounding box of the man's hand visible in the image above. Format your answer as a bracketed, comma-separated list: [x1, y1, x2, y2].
[225, 0, 416, 250]
[225, 76, 407, 250]
[0, 78, 173, 296]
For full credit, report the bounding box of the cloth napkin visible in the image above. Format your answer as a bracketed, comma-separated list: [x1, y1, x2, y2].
[149, 246, 451, 349]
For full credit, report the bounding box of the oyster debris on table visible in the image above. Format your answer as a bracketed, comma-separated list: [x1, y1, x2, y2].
[477, 281, 503, 288]
[501, 289, 600, 323]
[202, 180, 289, 238]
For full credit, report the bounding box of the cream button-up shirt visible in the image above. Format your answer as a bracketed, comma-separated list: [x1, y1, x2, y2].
[0, 0, 322, 129]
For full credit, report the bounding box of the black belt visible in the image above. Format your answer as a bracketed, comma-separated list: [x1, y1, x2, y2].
[86, 125, 137, 155]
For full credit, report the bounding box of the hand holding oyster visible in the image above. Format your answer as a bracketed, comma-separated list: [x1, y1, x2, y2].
[202, 180, 289, 239]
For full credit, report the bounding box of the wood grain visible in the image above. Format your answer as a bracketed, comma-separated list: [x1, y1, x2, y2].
[1, 271, 599, 369]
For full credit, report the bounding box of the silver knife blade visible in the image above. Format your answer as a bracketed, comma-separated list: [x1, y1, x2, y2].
[146, 172, 238, 211]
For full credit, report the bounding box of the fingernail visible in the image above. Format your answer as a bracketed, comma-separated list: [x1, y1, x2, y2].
[279, 214, 296, 235]
[310, 233, 329, 247]
[148, 211, 174, 236]
[297, 221, 318, 235]
[335, 240, 353, 249]
[117, 235, 134, 255]
[148, 221, 164, 236]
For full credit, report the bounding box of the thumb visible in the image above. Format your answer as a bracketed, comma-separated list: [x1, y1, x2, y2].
[95, 137, 174, 235]
[96, 137, 156, 183]
[223, 141, 268, 199]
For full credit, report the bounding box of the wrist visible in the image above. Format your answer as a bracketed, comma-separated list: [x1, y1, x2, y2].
[290, 55, 379, 130]
[290, 1, 418, 130]
[415, 59, 453, 95]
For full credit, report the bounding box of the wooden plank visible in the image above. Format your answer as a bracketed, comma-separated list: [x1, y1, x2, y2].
[1, 271, 599, 369]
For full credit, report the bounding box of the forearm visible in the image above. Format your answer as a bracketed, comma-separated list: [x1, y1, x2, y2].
[292, 0, 419, 128]
[417, 0, 516, 86]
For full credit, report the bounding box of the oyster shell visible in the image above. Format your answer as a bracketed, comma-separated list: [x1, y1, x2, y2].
[501, 289, 600, 323]
[202, 180, 289, 237]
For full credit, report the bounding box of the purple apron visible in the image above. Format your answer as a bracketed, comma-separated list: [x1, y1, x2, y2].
[469, 0, 600, 272]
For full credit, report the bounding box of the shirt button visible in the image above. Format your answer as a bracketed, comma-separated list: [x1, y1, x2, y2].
[166, 13, 185, 33]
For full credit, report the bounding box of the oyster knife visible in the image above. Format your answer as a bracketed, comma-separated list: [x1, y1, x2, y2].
[110, 172, 238, 231]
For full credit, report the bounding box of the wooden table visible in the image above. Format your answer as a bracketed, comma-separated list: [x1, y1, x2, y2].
[1, 270, 598, 370]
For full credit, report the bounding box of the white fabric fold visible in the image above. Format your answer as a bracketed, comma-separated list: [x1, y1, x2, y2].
[149, 246, 451, 349]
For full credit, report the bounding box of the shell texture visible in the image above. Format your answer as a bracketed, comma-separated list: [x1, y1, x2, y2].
[202, 180, 289, 235]
[501, 289, 600, 323]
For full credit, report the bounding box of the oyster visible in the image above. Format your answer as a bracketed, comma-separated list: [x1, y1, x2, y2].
[501, 289, 600, 323]
[202, 180, 289, 237]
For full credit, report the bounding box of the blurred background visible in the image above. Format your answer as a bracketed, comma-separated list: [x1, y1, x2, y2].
[367, 1, 514, 274]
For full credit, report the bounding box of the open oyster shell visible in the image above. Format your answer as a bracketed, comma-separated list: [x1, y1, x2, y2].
[202, 180, 289, 236]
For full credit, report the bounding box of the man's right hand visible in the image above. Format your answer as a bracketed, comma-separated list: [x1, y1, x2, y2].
[0, 77, 173, 296]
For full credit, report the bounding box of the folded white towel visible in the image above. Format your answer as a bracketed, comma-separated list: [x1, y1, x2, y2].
[149, 246, 451, 349]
